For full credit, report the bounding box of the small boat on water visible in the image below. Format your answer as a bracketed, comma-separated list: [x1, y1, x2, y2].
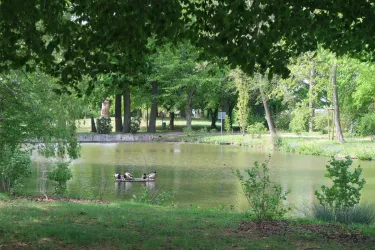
[115, 178, 155, 182]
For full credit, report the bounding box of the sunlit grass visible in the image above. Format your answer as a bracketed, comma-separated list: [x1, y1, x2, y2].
[1, 198, 374, 249]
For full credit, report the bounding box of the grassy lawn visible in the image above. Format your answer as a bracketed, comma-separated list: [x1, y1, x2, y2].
[1, 196, 374, 249]
[76, 117, 239, 133]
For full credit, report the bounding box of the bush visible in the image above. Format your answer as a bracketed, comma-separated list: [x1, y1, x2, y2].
[358, 113, 375, 140]
[289, 105, 309, 134]
[234, 155, 291, 221]
[96, 117, 112, 134]
[247, 122, 267, 138]
[224, 116, 231, 133]
[132, 187, 175, 206]
[309, 203, 375, 225]
[315, 156, 365, 217]
[130, 114, 141, 134]
[314, 113, 329, 134]
[0, 147, 34, 194]
[182, 127, 194, 136]
[47, 162, 73, 195]
[274, 111, 291, 131]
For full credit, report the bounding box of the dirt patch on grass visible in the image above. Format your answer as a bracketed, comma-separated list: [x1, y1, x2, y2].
[238, 221, 374, 245]
[28, 196, 110, 204]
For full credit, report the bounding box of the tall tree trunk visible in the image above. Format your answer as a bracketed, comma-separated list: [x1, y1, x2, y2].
[91, 116, 97, 133]
[210, 107, 218, 129]
[169, 112, 175, 130]
[260, 88, 277, 137]
[309, 60, 316, 133]
[148, 81, 158, 133]
[332, 61, 345, 143]
[115, 94, 122, 132]
[122, 81, 131, 133]
[185, 89, 194, 129]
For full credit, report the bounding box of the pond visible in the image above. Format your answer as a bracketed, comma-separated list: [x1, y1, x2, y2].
[28, 143, 375, 212]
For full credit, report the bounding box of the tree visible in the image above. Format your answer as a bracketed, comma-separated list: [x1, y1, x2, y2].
[230, 69, 250, 135]
[184, 1, 375, 78]
[0, 70, 81, 193]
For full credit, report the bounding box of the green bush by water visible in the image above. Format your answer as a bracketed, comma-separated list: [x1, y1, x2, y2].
[234, 155, 291, 222]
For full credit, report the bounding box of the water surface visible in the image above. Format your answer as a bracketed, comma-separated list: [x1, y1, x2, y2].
[29, 143, 375, 212]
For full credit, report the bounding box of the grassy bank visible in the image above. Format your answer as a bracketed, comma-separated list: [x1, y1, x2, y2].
[162, 133, 375, 161]
[1, 196, 374, 249]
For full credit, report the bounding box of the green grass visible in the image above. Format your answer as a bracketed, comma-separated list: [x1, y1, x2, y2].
[76, 117, 240, 134]
[1, 198, 374, 249]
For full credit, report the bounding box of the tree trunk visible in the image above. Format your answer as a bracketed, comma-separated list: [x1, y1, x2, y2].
[260, 88, 277, 137]
[332, 62, 345, 143]
[148, 81, 158, 133]
[185, 90, 194, 129]
[309, 60, 316, 133]
[169, 112, 175, 130]
[91, 116, 97, 133]
[115, 94, 122, 132]
[210, 107, 218, 129]
[122, 81, 131, 133]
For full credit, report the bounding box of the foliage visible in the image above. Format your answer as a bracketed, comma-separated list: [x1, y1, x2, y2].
[132, 187, 175, 206]
[315, 157, 366, 214]
[355, 150, 374, 161]
[234, 156, 291, 222]
[130, 114, 141, 134]
[230, 69, 250, 135]
[314, 113, 330, 134]
[309, 203, 375, 225]
[358, 113, 375, 140]
[224, 116, 231, 133]
[97, 117, 112, 134]
[0, 147, 34, 194]
[289, 104, 309, 134]
[247, 122, 266, 139]
[182, 127, 194, 136]
[47, 162, 73, 195]
[274, 112, 291, 131]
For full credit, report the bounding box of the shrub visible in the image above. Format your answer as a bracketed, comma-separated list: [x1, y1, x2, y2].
[47, 162, 73, 195]
[234, 155, 291, 221]
[96, 117, 112, 134]
[247, 122, 266, 138]
[182, 127, 194, 136]
[315, 156, 365, 217]
[274, 111, 291, 131]
[0, 147, 34, 194]
[130, 114, 141, 133]
[358, 113, 375, 140]
[224, 116, 231, 133]
[132, 187, 175, 206]
[314, 113, 329, 134]
[356, 150, 374, 161]
[309, 203, 375, 225]
[289, 104, 309, 134]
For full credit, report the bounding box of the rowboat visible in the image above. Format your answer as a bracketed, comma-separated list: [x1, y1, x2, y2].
[115, 178, 155, 182]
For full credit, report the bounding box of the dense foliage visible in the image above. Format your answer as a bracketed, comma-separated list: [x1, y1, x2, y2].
[315, 157, 366, 212]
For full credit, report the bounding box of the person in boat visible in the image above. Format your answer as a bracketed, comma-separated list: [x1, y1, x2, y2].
[124, 172, 133, 179]
[147, 171, 156, 180]
[142, 173, 147, 180]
